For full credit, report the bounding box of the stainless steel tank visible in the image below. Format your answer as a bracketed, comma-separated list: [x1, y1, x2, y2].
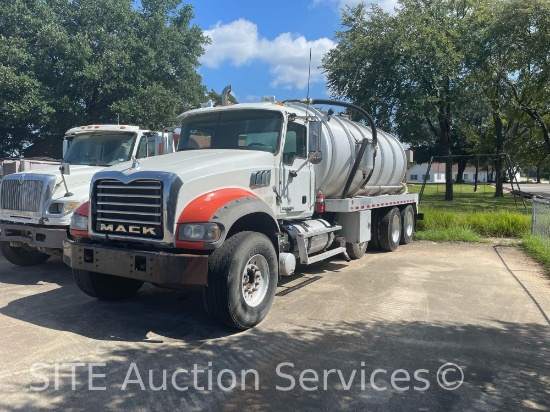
[284, 102, 407, 198]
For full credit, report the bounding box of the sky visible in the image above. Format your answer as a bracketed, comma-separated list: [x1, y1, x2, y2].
[188, 0, 399, 103]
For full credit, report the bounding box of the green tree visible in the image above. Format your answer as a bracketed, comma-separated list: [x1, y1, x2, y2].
[205, 89, 238, 106]
[323, 0, 474, 200]
[466, 0, 550, 196]
[0, 0, 208, 158]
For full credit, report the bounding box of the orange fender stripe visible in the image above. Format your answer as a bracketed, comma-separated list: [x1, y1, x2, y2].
[177, 188, 257, 223]
[175, 188, 257, 250]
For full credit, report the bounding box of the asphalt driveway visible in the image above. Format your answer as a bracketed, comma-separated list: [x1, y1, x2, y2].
[0, 242, 549, 411]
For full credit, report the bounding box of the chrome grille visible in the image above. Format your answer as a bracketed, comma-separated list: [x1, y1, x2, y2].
[0, 179, 43, 212]
[94, 179, 163, 239]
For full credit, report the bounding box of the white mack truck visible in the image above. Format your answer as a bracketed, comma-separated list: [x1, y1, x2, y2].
[63, 90, 421, 329]
[0, 124, 174, 266]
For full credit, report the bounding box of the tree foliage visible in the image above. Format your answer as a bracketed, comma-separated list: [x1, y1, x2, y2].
[323, 0, 550, 199]
[0, 0, 209, 158]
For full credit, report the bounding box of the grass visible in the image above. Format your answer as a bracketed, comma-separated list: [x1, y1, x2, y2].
[415, 207, 531, 238]
[407, 183, 550, 275]
[414, 226, 484, 242]
[520, 234, 550, 273]
[408, 184, 531, 239]
[408, 183, 530, 212]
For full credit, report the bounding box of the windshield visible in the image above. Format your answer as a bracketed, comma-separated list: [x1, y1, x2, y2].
[177, 110, 283, 154]
[63, 132, 137, 166]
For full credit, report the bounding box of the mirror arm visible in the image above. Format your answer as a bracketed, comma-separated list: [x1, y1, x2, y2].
[289, 150, 321, 177]
[59, 164, 74, 197]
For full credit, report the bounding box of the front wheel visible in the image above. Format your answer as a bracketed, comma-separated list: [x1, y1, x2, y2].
[0, 242, 51, 266]
[73, 269, 143, 300]
[346, 242, 368, 260]
[203, 231, 278, 330]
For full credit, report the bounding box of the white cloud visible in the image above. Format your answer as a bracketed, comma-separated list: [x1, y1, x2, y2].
[200, 19, 336, 91]
[311, 0, 399, 13]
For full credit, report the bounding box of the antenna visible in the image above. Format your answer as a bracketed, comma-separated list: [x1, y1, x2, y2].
[305, 48, 312, 116]
[306, 48, 312, 101]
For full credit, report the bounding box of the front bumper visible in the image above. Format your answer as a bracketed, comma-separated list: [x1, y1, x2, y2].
[0, 223, 68, 249]
[63, 240, 209, 287]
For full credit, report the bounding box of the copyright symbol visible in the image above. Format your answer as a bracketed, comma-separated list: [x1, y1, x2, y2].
[436, 362, 464, 390]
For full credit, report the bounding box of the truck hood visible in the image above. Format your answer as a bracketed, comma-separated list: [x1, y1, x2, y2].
[105, 150, 275, 181]
[0, 164, 110, 225]
[7, 164, 107, 188]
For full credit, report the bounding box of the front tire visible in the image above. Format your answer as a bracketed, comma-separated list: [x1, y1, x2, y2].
[73, 269, 143, 300]
[0, 242, 50, 266]
[346, 242, 368, 260]
[203, 231, 278, 330]
[379, 207, 401, 252]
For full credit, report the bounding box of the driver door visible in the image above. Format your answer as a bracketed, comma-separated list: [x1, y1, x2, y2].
[278, 120, 314, 218]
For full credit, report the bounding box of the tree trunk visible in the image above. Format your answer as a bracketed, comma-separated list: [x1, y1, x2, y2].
[455, 160, 467, 184]
[536, 164, 541, 184]
[494, 158, 504, 197]
[492, 111, 505, 197]
[445, 158, 453, 201]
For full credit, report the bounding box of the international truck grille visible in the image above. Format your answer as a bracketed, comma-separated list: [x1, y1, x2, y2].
[94, 179, 163, 239]
[0, 179, 43, 212]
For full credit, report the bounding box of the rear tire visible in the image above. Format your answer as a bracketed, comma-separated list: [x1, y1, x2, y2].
[203, 231, 278, 330]
[379, 207, 401, 252]
[400, 205, 415, 245]
[0, 242, 50, 266]
[346, 242, 368, 260]
[73, 269, 143, 300]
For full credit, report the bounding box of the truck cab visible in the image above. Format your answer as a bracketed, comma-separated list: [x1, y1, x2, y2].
[0, 124, 174, 266]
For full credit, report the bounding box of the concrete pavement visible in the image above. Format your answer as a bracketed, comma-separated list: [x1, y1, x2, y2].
[517, 183, 550, 199]
[0, 242, 549, 411]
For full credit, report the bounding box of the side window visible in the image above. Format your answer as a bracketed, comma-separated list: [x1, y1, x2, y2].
[148, 138, 157, 156]
[136, 136, 161, 159]
[136, 137, 148, 159]
[283, 122, 307, 164]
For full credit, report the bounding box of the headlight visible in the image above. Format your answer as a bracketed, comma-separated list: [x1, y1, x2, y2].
[70, 214, 88, 231]
[48, 201, 81, 215]
[48, 202, 64, 214]
[178, 223, 221, 242]
[63, 201, 81, 213]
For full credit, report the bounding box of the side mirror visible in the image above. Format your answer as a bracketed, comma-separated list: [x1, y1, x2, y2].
[62, 139, 69, 157]
[308, 121, 323, 164]
[309, 151, 323, 164]
[308, 121, 322, 152]
[59, 162, 71, 176]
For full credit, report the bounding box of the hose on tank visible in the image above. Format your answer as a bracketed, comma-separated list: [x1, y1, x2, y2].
[284, 99, 377, 198]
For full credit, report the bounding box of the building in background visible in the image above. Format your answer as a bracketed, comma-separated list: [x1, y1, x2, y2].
[407, 163, 489, 184]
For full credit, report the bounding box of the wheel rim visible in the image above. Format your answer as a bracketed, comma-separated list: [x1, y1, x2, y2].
[241, 254, 269, 308]
[405, 210, 414, 237]
[391, 214, 401, 243]
[358, 242, 367, 251]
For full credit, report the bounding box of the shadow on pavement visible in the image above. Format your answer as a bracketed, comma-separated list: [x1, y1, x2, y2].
[2, 319, 549, 411]
[0, 257, 71, 286]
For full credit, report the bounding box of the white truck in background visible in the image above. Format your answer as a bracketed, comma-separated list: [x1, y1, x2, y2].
[0, 158, 61, 178]
[64, 90, 421, 329]
[0, 124, 175, 266]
